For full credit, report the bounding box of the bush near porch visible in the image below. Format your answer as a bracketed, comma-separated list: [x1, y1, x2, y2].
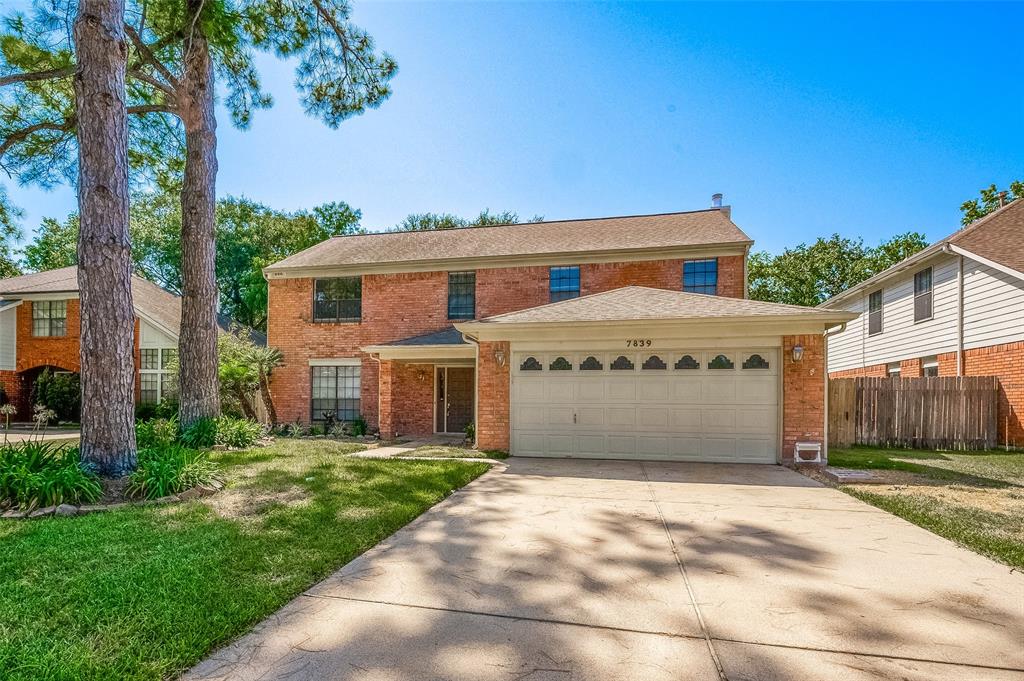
[0, 439, 488, 681]
[829, 446, 1024, 569]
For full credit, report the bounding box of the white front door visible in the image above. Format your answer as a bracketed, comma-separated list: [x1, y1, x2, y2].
[511, 349, 779, 463]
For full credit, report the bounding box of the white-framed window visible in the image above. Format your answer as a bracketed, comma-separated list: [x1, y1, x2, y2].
[311, 365, 361, 421]
[33, 300, 67, 337]
[887, 362, 901, 377]
[913, 268, 933, 322]
[140, 348, 177, 404]
[922, 356, 939, 377]
[868, 290, 883, 336]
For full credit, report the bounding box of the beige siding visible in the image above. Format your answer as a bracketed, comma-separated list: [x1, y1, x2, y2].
[962, 259, 1024, 350]
[0, 306, 15, 371]
[827, 254, 959, 372]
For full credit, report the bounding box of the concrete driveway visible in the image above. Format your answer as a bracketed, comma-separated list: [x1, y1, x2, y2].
[186, 459, 1024, 681]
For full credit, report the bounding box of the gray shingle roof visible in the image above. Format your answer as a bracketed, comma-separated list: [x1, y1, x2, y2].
[388, 326, 468, 346]
[474, 286, 856, 325]
[265, 209, 751, 272]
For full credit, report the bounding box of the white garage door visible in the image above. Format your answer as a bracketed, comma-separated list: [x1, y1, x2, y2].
[512, 349, 779, 463]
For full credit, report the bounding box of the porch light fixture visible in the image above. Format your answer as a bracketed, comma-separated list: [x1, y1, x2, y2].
[494, 348, 506, 367]
[792, 344, 804, 362]
[415, 368, 429, 382]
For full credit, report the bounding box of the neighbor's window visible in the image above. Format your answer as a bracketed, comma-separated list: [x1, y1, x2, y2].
[448, 271, 476, 320]
[887, 362, 901, 377]
[922, 356, 939, 377]
[549, 266, 580, 302]
[311, 365, 361, 421]
[313, 277, 362, 322]
[32, 300, 67, 337]
[139, 348, 177, 404]
[683, 259, 718, 295]
[913, 268, 932, 322]
[868, 290, 883, 336]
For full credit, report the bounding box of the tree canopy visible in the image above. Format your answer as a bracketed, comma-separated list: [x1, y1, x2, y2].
[960, 181, 1022, 225]
[389, 209, 543, 232]
[748, 232, 929, 307]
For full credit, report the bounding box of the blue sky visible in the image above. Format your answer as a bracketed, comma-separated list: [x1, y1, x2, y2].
[5, 1, 1022, 254]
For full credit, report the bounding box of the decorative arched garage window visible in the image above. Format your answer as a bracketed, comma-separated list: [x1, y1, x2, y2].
[642, 355, 667, 370]
[742, 354, 770, 370]
[580, 356, 603, 371]
[549, 357, 572, 371]
[520, 356, 542, 371]
[611, 355, 635, 371]
[708, 354, 735, 370]
[674, 355, 699, 370]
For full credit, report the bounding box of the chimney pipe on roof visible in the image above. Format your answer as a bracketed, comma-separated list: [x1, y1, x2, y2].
[998, 191, 1008, 208]
[711, 193, 723, 209]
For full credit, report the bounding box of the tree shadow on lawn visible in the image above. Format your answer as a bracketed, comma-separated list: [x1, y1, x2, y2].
[0, 454, 488, 681]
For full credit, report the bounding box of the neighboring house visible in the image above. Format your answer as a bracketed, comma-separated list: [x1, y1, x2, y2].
[0, 266, 246, 417]
[265, 200, 856, 463]
[821, 199, 1024, 447]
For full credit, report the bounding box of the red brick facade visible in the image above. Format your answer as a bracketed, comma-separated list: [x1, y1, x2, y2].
[268, 255, 747, 430]
[0, 300, 146, 419]
[476, 341, 510, 452]
[782, 334, 826, 463]
[827, 340, 1024, 447]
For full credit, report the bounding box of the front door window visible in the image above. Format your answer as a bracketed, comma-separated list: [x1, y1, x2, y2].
[435, 367, 474, 434]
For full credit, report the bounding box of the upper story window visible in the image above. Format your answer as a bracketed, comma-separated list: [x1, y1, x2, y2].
[868, 290, 883, 336]
[683, 259, 718, 295]
[313, 277, 361, 322]
[33, 300, 67, 337]
[448, 271, 476, 320]
[913, 267, 932, 322]
[549, 266, 580, 302]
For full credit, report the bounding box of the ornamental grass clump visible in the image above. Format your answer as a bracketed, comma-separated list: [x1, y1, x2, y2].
[135, 417, 179, 449]
[0, 441, 101, 510]
[213, 416, 266, 449]
[125, 446, 221, 500]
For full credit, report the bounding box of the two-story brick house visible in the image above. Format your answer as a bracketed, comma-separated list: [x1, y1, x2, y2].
[821, 199, 1024, 447]
[266, 202, 856, 464]
[0, 266, 235, 417]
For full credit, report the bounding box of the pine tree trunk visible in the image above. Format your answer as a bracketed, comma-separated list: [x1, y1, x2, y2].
[177, 4, 220, 427]
[73, 0, 137, 476]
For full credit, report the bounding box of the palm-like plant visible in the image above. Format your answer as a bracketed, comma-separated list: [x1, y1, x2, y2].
[247, 346, 283, 425]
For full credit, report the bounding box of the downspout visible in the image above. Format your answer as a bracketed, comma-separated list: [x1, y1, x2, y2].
[822, 322, 848, 463]
[941, 245, 964, 375]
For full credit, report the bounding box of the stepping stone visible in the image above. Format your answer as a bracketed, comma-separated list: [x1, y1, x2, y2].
[824, 467, 884, 484]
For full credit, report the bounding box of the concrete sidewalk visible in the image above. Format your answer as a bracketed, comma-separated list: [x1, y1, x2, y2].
[185, 459, 1024, 681]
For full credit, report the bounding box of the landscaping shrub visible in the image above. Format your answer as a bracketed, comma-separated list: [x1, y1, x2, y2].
[350, 415, 368, 437]
[0, 441, 101, 510]
[214, 416, 265, 449]
[125, 445, 221, 500]
[134, 398, 178, 421]
[33, 369, 80, 422]
[180, 417, 218, 449]
[136, 417, 179, 449]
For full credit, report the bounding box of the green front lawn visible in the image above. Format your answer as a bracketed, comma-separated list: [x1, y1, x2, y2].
[0, 439, 489, 681]
[830, 446, 1024, 568]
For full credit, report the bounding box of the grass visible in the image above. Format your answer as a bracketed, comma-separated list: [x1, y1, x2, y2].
[830, 445, 1024, 568]
[408, 444, 509, 459]
[0, 439, 489, 681]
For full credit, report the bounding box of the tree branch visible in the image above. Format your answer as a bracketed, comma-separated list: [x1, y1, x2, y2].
[0, 119, 74, 161]
[127, 68, 176, 97]
[127, 104, 177, 116]
[124, 24, 181, 90]
[0, 66, 76, 88]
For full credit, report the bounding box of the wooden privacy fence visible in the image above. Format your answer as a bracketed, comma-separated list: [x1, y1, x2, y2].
[829, 376, 999, 450]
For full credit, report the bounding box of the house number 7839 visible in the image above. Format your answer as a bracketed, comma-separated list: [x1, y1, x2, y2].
[625, 339, 652, 347]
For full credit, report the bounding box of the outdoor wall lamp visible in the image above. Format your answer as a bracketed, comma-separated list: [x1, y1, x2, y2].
[415, 369, 428, 382]
[792, 344, 804, 362]
[494, 349, 507, 367]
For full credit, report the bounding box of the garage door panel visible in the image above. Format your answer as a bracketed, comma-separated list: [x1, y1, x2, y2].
[512, 348, 778, 463]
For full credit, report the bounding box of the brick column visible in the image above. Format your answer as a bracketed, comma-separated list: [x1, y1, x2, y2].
[900, 357, 922, 377]
[782, 334, 826, 464]
[477, 341, 510, 452]
[378, 360, 398, 440]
